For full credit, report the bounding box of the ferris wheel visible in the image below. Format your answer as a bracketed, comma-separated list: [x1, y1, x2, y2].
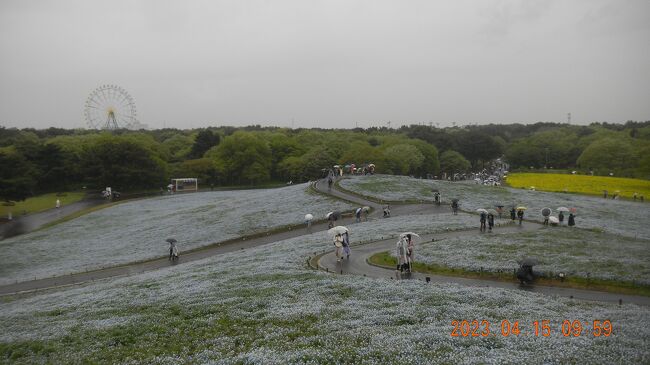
[84, 85, 137, 130]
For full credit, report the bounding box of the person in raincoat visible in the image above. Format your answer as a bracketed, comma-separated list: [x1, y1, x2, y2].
[405, 234, 415, 273]
[479, 212, 487, 232]
[510, 207, 516, 221]
[355, 208, 362, 223]
[487, 213, 495, 232]
[558, 211, 565, 224]
[568, 213, 576, 227]
[517, 209, 524, 225]
[168, 241, 179, 261]
[333, 233, 344, 262]
[396, 236, 409, 272]
[342, 231, 351, 259]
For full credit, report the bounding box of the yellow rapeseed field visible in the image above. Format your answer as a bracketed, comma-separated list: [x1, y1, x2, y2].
[504, 173, 650, 199]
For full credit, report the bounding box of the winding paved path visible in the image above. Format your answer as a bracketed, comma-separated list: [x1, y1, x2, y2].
[1, 178, 648, 307]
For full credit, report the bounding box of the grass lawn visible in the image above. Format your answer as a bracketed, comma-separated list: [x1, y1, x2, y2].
[0, 192, 86, 217]
[505, 173, 650, 199]
[369, 252, 650, 297]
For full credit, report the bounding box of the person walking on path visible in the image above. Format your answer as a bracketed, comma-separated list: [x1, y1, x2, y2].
[517, 209, 524, 225]
[487, 213, 495, 232]
[543, 215, 549, 226]
[355, 208, 362, 223]
[168, 241, 178, 260]
[568, 213, 576, 227]
[510, 207, 516, 221]
[55, 199, 61, 209]
[342, 231, 351, 260]
[406, 234, 414, 273]
[479, 212, 487, 232]
[451, 200, 459, 215]
[333, 233, 344, 262]
[396, 236, 409, 273]
[558, 211, 564, 225]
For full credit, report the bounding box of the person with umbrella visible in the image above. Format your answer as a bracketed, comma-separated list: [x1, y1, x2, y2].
[478, 209, 487, 232]
[362, 206, 370, 221]
[510, 207, 516, 221]
[333, 233, 344, 262]
[568, 212, 576, 227]
[487, 212, 495, 232]
[401, 232, 419, 273]
[342, 231, 351, 259]
[327, 211, 340, 229]
[495, 204, 504, 219]
[166, 238, 179, 261]
[451, 199, 459, 215]
[557, 207, 569, 225]
[355, 208, 362, 223]
[305, 214, 314, 232]
[517, 207, 525, 225]
[396, 235, 409, 273]
[541, 208, 551, 226]
[328, 226, 348, 262]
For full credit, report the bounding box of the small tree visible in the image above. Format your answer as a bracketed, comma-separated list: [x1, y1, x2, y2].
[0, 151, 37, 202]
[439, 150, 471, 177]
[189, 130, 220, 159]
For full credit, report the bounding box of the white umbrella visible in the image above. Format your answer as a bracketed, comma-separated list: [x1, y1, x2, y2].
[549, 216, 559, 224]
[362, 206, 371, 212]
[557, 207, 570, 212]
[355, 207, 362, 214]
[326, 212, 333, 219]
[476, 208, 488, 214]
[304, 214, 313, 221]
[487, 209, 498, 216]
[400, 232, 421, 242]
[328, 226, 349, 236]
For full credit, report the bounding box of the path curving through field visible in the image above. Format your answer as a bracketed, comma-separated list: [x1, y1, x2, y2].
[1, 178, 648, 307]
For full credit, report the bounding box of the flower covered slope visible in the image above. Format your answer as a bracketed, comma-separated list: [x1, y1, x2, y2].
[0, 183, 352, 284]
[339, 175, 650, 239]
[413, 228, 650, 284]
[1, 215, 649, 364]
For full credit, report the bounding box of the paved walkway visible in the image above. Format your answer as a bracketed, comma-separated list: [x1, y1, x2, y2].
[1, 178, 648, 307]
[0, 199, 104, 239]
[317, 230, 650, 306]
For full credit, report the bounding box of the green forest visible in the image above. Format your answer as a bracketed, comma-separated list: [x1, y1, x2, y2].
[1, 121, 649, 201]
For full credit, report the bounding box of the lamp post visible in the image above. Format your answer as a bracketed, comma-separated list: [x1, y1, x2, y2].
[545, 148, 549, 169]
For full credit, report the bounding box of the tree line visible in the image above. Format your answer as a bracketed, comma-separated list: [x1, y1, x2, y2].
[1, 121, 648, 201]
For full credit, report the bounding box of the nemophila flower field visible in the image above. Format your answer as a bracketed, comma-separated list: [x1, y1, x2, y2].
[412, 228, 650, 284]
[339, 175, 650, 239]
[0, 184, 353, 285]
[1, 216, 649, 364]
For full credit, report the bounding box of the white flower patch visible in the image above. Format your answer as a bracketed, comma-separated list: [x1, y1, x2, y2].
[340, 175, 650, 239]
[0, 184, 353, 284]
[412, 228, 650, 284]
[0, 215, 649, 363]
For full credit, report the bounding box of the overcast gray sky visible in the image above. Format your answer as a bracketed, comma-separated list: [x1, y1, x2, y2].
[1, 0, 649, 130]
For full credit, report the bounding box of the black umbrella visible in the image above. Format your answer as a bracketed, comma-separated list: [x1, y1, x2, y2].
[518, 257, 539, 266]
[166, 238, 177, 244]
[451, 198, 459, 203]
[327, 211, 342, 220]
